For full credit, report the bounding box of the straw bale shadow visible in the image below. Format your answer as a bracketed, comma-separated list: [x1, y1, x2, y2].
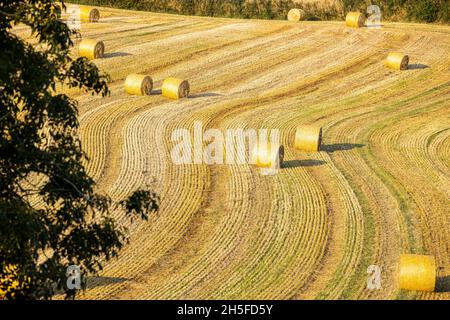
[283, 159, 326, 169]
[104, 52, 132, 58]
[85, 276, 129, 290]
[436, 276, 450, 293]
[408, 64, 429, 70]
[322, 143, 365, 153]
[190, 93, 223, 99]
[365, 24, 384, 28]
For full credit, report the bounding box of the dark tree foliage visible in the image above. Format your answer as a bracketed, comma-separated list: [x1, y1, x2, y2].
[71, 0, 450, 23]
[71, 0, 343, 20]
[0, 0, 159, 300]
[343, 0, 448, 22]
[407, 0, 439, 22]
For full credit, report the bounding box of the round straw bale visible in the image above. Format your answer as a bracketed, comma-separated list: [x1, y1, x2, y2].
[346, 11, 365, 28]
[386, 52, 409, 70]
[162, 78, 190, 100]
[125, 74, 153, 96]
[251, 144, 285, 169]
[287, 8, 306, 22]
[295, 126, 322, 152]
[80, 6, 100, 23]
[399, 254, 436, 292]
[78, 39, 104, 60]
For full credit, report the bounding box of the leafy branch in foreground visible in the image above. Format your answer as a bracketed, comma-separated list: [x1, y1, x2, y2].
[0, 0, 159, 300]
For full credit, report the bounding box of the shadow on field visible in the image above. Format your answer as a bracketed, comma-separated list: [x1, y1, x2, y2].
[283, 159, 326, 169]
[436, 276, 450, 293]
[365, 24, 384, 28]
[322, 143, 365, 153]
[190, 92, 223, 99]
[86, 276, 129, 289]
[149, 91, 221, 98]
[104, 52, 132, 58]
[408, 64, 429, 70]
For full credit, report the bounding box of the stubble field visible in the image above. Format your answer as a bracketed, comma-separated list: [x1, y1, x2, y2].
[20, 6, 450, 299]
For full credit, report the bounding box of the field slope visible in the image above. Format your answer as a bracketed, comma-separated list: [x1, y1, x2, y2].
[47, 7, 450, 299]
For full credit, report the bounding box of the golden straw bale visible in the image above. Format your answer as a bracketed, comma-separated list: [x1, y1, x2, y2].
[80, 6, 100, 23]
[346, 11, 365, 28]
[386, 52, 409, 70]
[125, 74, 154, 96]
[399, 254, 436, 292]
[295, 126, 322, 152]
[162, 78, 190, 100]
[251, 144, 285, 169]
[287, 8, 306, 22]
[78, 39, 104, 60]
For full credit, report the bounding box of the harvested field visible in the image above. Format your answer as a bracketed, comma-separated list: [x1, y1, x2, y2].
[26, 6, 450, 299]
